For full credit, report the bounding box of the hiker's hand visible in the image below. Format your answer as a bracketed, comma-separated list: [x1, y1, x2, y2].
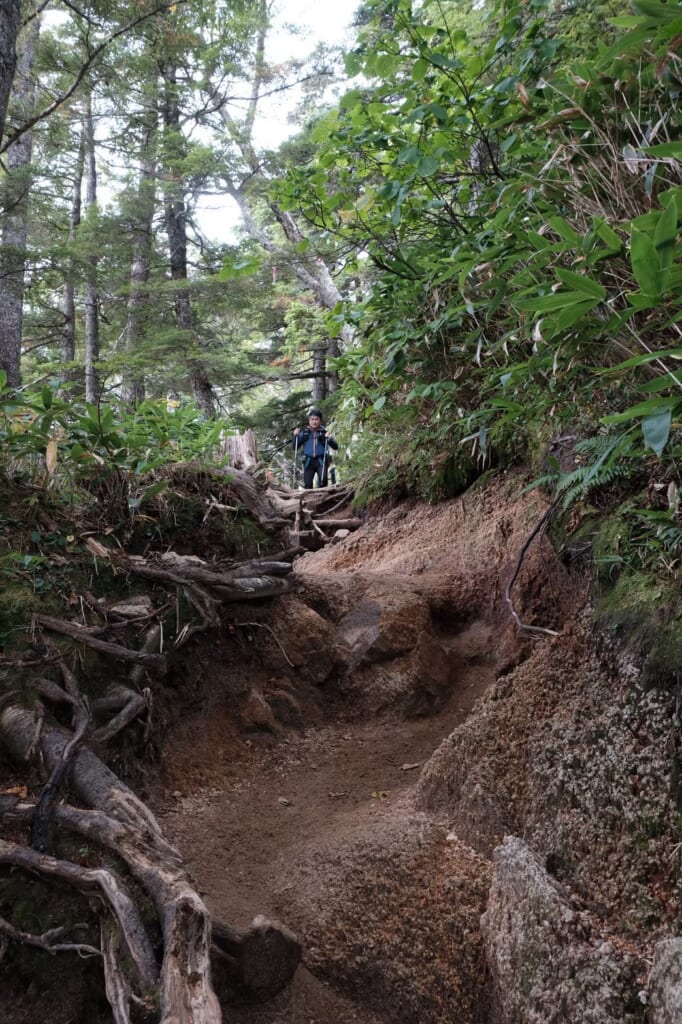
[293, 427, 301, 435]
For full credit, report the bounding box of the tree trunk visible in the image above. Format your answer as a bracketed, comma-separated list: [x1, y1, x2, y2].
[121, 128, 157, 408]
[83, 87, 100, 404]
[0, 12, 39, 388]
[0, 0, 20, 142]
[61, 134, 85, 385]
[161, 63, 216, 418]
[311, 344, 326, 402]
[221, 429, 259, 469]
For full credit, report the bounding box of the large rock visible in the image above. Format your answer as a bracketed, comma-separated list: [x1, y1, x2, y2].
[482, 836, 633, 1024]
[275, 814, 491, 1024]
[649, 939, 682, 1024]
[262, 596, 344, 685]
[332, 585, 457, 716]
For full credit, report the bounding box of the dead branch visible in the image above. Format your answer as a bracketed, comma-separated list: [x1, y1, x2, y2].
[175, 583, 221, 648]
[51, 803, 222, 1024]
[0, 914, 99, 958]
[314, 489, 356, 518]
[310, 517, 330, 543]
[34, 615, 167, 670]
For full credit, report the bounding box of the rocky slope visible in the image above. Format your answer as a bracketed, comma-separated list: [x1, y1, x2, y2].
[157, 468, 682, 1023]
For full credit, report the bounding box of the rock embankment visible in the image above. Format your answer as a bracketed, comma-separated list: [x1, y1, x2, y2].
[161, 471, 680, 1023]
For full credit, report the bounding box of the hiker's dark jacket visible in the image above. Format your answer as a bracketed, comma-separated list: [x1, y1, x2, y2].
[293, 427, 338, 461]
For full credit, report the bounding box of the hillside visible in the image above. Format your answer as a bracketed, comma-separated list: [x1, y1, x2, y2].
[129, 472, 682, 1022]
[1, 466, 681, 1023]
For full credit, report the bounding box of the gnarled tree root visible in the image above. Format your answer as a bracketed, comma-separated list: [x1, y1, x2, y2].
[0, 704, 301, 1023]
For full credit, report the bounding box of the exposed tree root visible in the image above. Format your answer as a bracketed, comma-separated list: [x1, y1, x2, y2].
[505, 502, 562, 638]
[0, 702, 301, 1023]
[0, 469, 335, 1020]
[0, 837, 159, 992]
[0, 914, 99, 958]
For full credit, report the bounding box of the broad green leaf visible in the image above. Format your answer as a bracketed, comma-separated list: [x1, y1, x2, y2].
[373, 395, 387, 411]
[609, 14, 650, 26]
[594, 220, 623, 251]
[376, 54, 397, 76]
[654, 197, 678, 250]
[395, 145, 420, 166]
[642, 408, 672, 456]
[411, 58, 429, 81]
[516, 290, 595, 312]
[417, 155, 438, 177]
[639, 374, 682, 393]
[642, 142, 682, 158]
[137, 481, 169, 506]
[555, 297, 601, 330]
[604, 348, 682, 373]
[630, 226, 661, 296]
[632, 0, 682, 23]
[554, 269, 606, 299]
[548, 216, 581, 243]
[603, 397, 680, 424]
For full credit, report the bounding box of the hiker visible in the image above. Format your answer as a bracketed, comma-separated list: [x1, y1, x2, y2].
[292, 408, 339, 488]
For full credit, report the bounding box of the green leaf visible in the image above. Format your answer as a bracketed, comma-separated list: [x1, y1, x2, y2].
[136, 481, 169, 507]
[516, 290, 595, 312]
[603, 397, 680, 424]
[548, 216, 581, 243]
[411, 58, 429, 81]
[376, 53, 398, 76]
[594, 220, 623, 252]
[642, 408, 672, 456]
[417, 155, 438, 177]
[642, 142, 682, 158]
[654, 197, 678, 250]
[631, 0, 682, 23]
[630, 226, 661, 296]
[554, 269, 606, 299]
[555, 297, 601, 330]
[373, 395, 387, 411]
[395, 145, 420, 166]
[41, 387, 53, 411]
[604, 348, 682, 373]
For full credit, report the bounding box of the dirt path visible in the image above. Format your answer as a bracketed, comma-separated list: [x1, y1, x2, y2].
[158, 621, 495, 1023]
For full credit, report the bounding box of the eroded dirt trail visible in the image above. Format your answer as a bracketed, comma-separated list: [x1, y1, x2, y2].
[158, 622, 495, 1023]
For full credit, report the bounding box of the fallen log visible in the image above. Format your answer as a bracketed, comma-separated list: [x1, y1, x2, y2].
[212, 916, 301, 1002]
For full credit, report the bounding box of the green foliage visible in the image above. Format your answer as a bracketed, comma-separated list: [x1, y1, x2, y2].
[0, 372, 229, 511]
[276, 0, 682, 564]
